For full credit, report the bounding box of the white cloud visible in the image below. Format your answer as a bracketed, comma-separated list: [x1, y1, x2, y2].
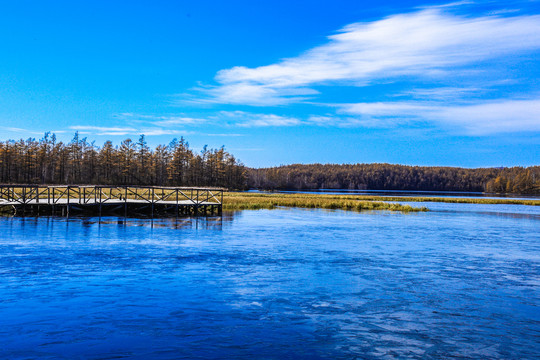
[306, 115, 374, 127]
[398, 86, 486, 100]
[197, 84, 318, 106]
[194, 9, 540, 105]
[338, 98, 540, 134]
[0, 126, 34, 133]
[0, 126, 53, 137]
[215, 111, 301, 127]
[69, 125, 193, 136]
[115, 113, 205, 126]
[434, 99, 540, 134]
[419, 1, 474, 9]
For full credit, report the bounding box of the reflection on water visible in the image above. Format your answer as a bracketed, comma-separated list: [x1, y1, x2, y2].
[94, 214, 231, 231]
[0, 204, 539, 359]
[6, 213, 236, 231]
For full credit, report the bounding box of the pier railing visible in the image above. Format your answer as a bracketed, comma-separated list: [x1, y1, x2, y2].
[0, 185, 224, 207]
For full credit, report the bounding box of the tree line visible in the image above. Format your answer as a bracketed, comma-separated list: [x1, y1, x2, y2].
[0, 133, 247, 189]
[1, 133, 538, 194]
[248, 164, 540, 194]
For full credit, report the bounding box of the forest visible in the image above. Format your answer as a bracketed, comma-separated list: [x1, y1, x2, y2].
[248, 164, 540, 194]
[0, 133, 247, 189]
[1, 133, 538, 194]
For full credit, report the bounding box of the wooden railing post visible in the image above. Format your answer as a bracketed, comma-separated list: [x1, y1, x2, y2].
[151, 187, 154, 218]
[66, 186, 70, 217]
[99, 187, 102, 217]
[175, 189, 179, 216]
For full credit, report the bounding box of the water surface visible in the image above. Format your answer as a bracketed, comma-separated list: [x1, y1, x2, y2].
[0, 203, 539, 359]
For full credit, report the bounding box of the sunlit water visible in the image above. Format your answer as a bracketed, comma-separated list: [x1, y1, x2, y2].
[0, 202, 539, 359]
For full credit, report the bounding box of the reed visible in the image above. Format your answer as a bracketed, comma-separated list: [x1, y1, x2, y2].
[222, 192, 428, 212]
[223, 192, 540, 206]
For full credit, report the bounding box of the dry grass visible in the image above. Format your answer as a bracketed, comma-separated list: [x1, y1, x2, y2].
[224, 192, 540, 206]
[318, 194, 540, 206]
[222, 192, 428, 212]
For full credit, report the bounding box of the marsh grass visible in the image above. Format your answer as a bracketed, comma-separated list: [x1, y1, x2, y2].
[222, 192, 428, 212]
[330, 195, 540, 206]
[224, 192, 539, 205]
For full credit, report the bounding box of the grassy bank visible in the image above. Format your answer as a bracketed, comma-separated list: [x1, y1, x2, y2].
[228, 192, 540, 205]
[222, 192, 428, 212]
[311, 194, 540, 206]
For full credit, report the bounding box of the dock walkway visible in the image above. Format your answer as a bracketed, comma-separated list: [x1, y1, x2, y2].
[0, 185, 224, 217]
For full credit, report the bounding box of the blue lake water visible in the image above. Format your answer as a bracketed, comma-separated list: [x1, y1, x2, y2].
[0, 202, 539, 359]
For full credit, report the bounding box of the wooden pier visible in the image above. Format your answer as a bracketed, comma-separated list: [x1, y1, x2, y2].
[0, 185, 224, 217]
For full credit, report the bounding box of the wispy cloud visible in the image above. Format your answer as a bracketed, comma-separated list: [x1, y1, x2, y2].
[0, 126, 66, 136]
[69, 125, 194, 136]
[0, 126, 35, 133]
[114, 113, 205, 126]
[214, 111, 301, 127]
[418, 1, 475, 10]
[66, 113, 206, 137]
[338, 98, 540, 134]
[190, 9, 540, 106]
[397, 86, 487, 100]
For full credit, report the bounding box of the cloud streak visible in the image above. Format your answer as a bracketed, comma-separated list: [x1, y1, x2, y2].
[69, 126, 194, 136]
[338, 98, 540, 135]
[115, 113, 206, 126]
[194, 9, 540, 106]
[214, 111, 301, 127]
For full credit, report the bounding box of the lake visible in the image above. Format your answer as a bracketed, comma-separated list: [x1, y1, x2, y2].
[0, 201, 539, 359]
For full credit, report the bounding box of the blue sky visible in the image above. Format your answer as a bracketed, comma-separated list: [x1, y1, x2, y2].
[1, 0, 539, 167]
